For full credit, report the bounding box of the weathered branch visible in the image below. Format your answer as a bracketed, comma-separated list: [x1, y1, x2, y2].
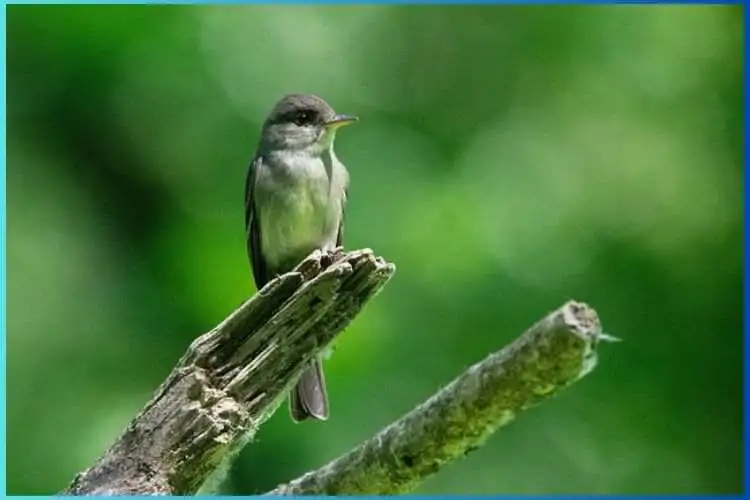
[63, 243, 610, 496]
[64, 248, 395, 495]
[269, 301, 606, 495]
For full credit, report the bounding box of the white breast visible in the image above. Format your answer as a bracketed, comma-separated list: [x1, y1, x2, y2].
[255, 151, 345, 270]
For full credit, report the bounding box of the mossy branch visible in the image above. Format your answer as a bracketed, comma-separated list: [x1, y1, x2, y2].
[268, 301, 607, 495]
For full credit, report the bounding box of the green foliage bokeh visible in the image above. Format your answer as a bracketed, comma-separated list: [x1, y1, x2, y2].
[6, 5, 742, 495]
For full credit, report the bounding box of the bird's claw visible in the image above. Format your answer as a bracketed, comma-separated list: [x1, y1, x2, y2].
[320, 251, 335, 268]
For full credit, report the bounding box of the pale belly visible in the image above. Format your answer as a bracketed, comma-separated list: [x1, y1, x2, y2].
[256, 158, 343, 273]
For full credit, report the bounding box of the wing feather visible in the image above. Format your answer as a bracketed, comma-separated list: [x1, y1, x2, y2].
[336, 186, 347, 247]
[245, 156, 270, 289]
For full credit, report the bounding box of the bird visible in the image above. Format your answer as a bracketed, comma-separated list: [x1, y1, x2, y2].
[244, 94, 357, 422]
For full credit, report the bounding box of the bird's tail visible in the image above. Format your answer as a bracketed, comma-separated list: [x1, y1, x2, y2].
[289, 358, 329, 422]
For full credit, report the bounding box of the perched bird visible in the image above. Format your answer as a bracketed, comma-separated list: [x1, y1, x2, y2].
[244, 94, 357, 422]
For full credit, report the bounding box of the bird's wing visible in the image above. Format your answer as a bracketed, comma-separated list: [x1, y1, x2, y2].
[337, 186, 347, 247]
[245, 155, 270, 289]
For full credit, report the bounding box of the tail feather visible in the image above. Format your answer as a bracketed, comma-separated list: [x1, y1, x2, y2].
[289, 359, 329, 422]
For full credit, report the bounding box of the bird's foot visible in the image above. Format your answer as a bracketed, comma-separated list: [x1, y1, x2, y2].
[320, 252, 334, 268]
[321, 247, 344, 268]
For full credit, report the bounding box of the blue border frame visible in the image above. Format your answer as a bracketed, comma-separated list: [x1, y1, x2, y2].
[0, 1, 744, 497]
[0, 0, 745, 4]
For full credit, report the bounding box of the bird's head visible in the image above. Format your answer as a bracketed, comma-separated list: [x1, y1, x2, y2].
[259, 94, 358, 153]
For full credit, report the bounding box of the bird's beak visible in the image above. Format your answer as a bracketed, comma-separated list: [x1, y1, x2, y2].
[325, 114, 359, 130]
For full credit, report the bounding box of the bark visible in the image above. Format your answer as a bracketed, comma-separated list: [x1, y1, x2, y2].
[64, 248, 394, 495]
[269, 300, 605, 495]
[63, 248, 610, 496]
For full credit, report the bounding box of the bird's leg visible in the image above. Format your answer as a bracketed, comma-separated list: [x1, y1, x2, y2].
[320, 247, 344, 268]
[320, 251, 334, 269]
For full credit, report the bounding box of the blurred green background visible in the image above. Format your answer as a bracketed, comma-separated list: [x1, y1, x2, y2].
[6, 4, 742, 495]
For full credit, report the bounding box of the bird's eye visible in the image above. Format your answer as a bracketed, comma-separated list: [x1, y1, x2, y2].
[293, 110, 313, 126]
